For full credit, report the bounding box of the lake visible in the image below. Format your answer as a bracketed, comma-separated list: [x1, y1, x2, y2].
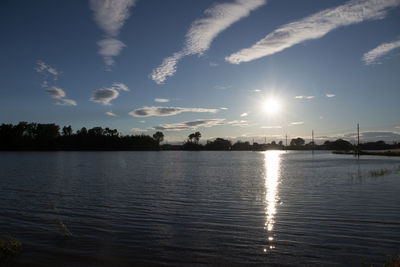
[1, 151, 400, 266]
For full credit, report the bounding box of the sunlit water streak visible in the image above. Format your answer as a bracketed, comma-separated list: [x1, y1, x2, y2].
[263, 150, 283, 252]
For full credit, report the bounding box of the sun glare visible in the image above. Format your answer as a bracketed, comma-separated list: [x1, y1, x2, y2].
[263, 98, 281, 115]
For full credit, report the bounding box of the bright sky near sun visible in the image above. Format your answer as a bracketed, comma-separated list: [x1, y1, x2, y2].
[1, 0, 400, 143]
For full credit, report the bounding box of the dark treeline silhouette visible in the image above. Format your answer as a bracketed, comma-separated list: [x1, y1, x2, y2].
[1, 122, 399, 151]
[167, 133, 400, 151]
[0, 122, 160, 151]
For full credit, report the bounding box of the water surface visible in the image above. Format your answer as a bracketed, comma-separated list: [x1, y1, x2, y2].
[1, 151, 399, 266]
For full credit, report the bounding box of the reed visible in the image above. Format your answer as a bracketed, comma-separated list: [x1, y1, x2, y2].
[0, 235, 22, 262]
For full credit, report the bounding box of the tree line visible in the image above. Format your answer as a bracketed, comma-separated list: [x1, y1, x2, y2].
[0, 122, 164, 151]
[1, 122, 398, 151]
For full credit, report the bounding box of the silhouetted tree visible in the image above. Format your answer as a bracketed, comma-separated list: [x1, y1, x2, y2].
[205, 138, 231, 150]
[232, 141, 252, 150]
[193, 131, 201, 144]
[62, 125, 73, 136]
[290, 137, 305, 146]
[153, 131, 164, 144]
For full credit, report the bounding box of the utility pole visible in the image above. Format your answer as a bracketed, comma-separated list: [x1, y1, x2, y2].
[312, 130, 314, 154]
[285, 134, 288, 151]
[357, 123, 360, 158]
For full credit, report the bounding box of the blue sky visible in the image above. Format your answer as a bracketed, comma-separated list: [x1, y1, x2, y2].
[1, 0, 400, 143]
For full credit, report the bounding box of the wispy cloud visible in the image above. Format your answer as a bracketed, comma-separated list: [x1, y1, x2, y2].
[56, 98, 77, 106]
[326, 94, 336, 98]
[290, 121, 304, 125]
[151, 0, 266, 84]
[106, 111, 117, 117]
[112, 82, 130, 91]
[154, 118, 225, 131]
[227, 120, 248, 126]
[35, 61, 76, 106]
[35, 60, 59, 79]
[90, 0, 136, 68]
[363, 39, 400, 65]
[226, 0, 400, 64]
[295, 95, 314, 99]
[261, 125, 282, 129]
[131, 128, 148, 132]
[240, 112, 248, 117]
[45, 86, 65, 99]
[91, 82, 129, 105]
[129, 106, 218, 117]
[220, 107, 229, 110]
[214, 85, 232, 90]
[154, 98, 170, 103]
[44, 87, 77, 106]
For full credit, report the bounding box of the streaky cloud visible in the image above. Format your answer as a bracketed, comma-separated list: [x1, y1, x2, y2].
[56, 98, 77, 106]
[45, 86, 65, 99]
[112, 82, 130, 91]
[154, 98, 170, 103]
[226, 0, 400, 64]
[326, 94, 336, 97]
[36, 61, 76, 106]
[227, 120, 248, 126]
[131, 128, 148, 132]
[129, 106, 219, 117]
[151, 0, 266, 84]
[106, 111, 117, 117]
[45, 87, 77, 106]
[35, 60, 59, 79]
[363, 39, 400, 65]
[240, 112, 248, 117]
[290, 121, 304, 125]
[154, 118, 225, 131]
[261, 126, 282, 129]
[90, 0, 136, 68]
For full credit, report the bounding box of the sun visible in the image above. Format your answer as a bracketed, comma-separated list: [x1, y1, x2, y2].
[262, 97, 281, 115]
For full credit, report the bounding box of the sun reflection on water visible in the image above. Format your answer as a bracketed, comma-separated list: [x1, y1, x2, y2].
[263, 150, 283, 252]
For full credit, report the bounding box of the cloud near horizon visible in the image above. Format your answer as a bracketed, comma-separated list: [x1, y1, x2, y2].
[227, 120, 248, 126]
[226, 0, 400, 64]
[261, 125, 282, 129]
[151, 0, 266, 84]
[129, 106, 219, 117]
[90, 0, 136, 68]
[91, 82, 129, 105]
[290, 121, 304, 125]
[363, 39, 400, 65]
[326, 94, 336, 97]
[343, 131, 400, 142]
[154, 118, 225, 131]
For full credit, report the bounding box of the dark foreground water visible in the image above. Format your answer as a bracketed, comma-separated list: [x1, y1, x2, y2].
[1, 151, 400, 266]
